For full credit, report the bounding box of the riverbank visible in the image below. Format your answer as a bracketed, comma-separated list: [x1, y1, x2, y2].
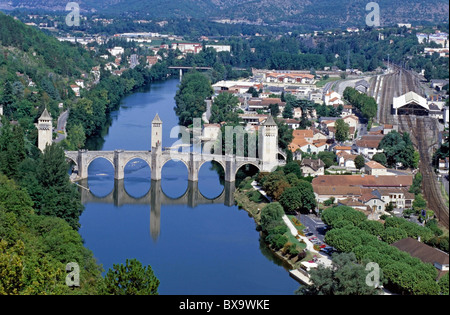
[233, 177, 320, 272]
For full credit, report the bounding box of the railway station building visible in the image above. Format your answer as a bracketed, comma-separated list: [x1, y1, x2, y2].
[393, 91, 429, 116]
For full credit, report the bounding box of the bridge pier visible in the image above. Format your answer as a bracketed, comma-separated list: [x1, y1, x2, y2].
[224, 181, 236, 207]
[224, 157, 236, 182]
[188, 152, 201, 182]
[114, 150, 125, 180]
[77, 150, 89, 180]
[151, 145, 162, 181]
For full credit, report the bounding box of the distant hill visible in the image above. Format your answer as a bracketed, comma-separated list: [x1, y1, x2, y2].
[2, 0, 449, 29]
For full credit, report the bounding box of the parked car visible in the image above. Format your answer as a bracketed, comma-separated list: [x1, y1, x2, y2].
[320, 247, 335, 254]
[305, 232, 314, 237]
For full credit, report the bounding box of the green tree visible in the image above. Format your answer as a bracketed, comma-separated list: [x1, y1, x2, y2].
[409, 172, 423, 195]
[65, 123, 86, 150]
[0, 240, 25, 295]
[355, 155, 366, 169]
[296, 252, 382, 295]
[105, 258, 160, 295]
[260, 202, 285, 232]
[335, 119, 349, 142]
[269, 104, 280, 117]
[412, 193, 427, 211]
[372, 153, 387, 166]
[174, 71, 213, 126]
[209, 92, 240, 124]
[36, 144, 83, 230]
[279, 181, 316, 213]
[283, 162, 302, 178]
[439, 273, 449, 295]
[276, 119, 293, 151]
[282, 103, 294, 119]
[0, 123, 26, 178]
[378, 131, 415, 168]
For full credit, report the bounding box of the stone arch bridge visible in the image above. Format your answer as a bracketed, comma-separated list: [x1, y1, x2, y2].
[64, 114, 285, 183]
[65, 149, 281, 183]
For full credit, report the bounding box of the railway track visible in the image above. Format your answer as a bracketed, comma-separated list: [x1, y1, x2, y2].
[376, 64, 449, 229]
[398, 113, 449, 229]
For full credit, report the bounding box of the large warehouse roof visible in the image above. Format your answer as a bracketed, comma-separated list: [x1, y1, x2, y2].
[393, 91, 428, 110]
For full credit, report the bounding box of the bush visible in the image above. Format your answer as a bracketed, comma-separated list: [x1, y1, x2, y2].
[288, 244, 300, 256]
[260, 202, 285, 232]
[425, 219, 443, 236]
[297, 250, 307, 260]
[323, 197, 335, 207]
[247, 190, 263, 203]
[266, 233, 288, 251]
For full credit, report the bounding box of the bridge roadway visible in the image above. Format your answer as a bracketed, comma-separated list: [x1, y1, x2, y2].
[78, 179, 236, 241]
[65, 147, 282, 183]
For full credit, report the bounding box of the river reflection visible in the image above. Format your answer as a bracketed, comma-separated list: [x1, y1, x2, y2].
[78, 178, 236, 241]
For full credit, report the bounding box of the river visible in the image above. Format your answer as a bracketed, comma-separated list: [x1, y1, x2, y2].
[78, 78, 300, 295]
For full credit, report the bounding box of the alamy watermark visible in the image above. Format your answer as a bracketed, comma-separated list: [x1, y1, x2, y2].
[365, 2, 380, 27]
[65, 262, 80, 287]
[167, 118, 265, 161]
[365, 262, 380, 288]
[65, 2, 80, 27]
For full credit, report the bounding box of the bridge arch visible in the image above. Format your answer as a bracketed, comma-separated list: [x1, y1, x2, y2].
[86, 155, 115, 172]
[123, 158, 152, 199]
[235, 161, 261, 184]
[160, 158, 189, 199]
[197, 159, 226, 200]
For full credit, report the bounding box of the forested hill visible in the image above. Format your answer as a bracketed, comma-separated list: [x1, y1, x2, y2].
[0, 12, 94, 77]
[2, 0, 449, 29]
[0, 12, 96, 125]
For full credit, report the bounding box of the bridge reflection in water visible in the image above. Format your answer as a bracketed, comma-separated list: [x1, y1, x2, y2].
[78, 179, 236, 241]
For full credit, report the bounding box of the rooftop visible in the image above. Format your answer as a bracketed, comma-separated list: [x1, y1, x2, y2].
[365, 161, 386, 169]
[391, 238, 449, 278]
[312, 174, 413, 188]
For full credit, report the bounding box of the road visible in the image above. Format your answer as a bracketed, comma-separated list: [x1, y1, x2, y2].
[297, 214, 327, 243]
[54, 110, 69, 143]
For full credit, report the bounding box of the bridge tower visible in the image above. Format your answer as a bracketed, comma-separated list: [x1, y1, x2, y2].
[151, 113, 162, 150]
[151, 113, 163, 180]
[38, 108, 53, 152]
[258, 115, 278, 172]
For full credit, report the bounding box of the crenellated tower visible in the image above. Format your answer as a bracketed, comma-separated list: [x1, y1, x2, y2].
[38, 108, 53, 152]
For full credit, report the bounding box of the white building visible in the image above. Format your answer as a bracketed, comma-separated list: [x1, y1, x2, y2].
[108, 47, 125, 57]
[205, 45, 231, 53]
[365, 161, 387, 176]
[323, 91, 344, 106]
[171, 43, 203, 54]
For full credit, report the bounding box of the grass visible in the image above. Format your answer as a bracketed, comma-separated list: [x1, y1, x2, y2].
[440, 182, 449, 208]
[234, 188, 268, 224]
[315, 76, 340, 88]
[287, 214, 306, 232]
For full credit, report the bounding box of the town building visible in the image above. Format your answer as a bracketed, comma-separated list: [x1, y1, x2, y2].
[354, 135, 384, 159]
[205, 45, 231, 53]
[365, 161, 387, 176]
[301, 159, 325, 177]
[392, 238, 449, 280]
[171, 42, 203, 54]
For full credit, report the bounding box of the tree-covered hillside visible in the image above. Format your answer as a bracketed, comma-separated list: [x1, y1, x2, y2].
[2, 0, 448, 30]
[0, 12, 96, 133]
